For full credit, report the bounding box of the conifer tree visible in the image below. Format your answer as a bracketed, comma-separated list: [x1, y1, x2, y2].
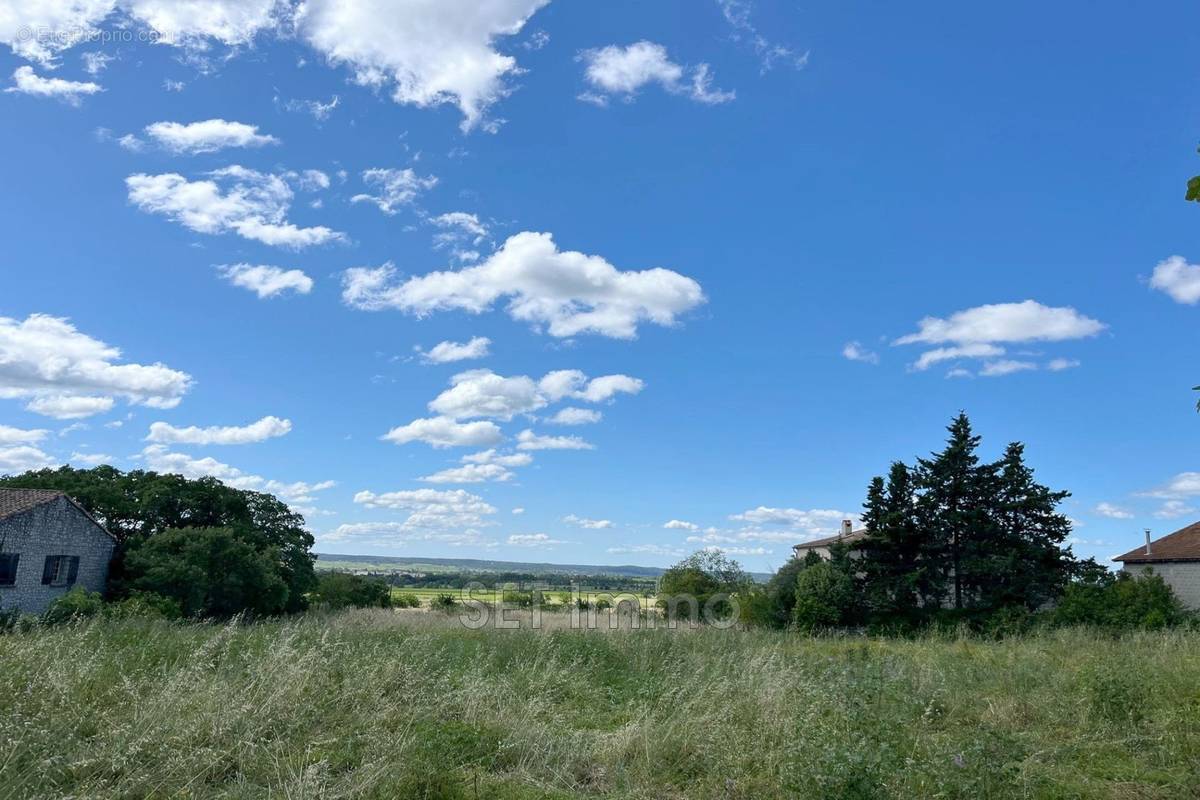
[861, 462, 938, 622]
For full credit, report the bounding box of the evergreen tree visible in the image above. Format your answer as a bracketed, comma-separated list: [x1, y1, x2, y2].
[861, 462, 938, 623]
[986, 442, 1074, 609]
[914, 412, 994, 610]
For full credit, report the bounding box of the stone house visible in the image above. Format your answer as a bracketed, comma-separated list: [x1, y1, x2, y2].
[1113, 523, 1200, 610]
[792, 520, 867, 561]
[0, 489, 116, 615]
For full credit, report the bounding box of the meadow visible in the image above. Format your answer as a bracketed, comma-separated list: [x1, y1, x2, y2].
[1, 610, 1198, 799]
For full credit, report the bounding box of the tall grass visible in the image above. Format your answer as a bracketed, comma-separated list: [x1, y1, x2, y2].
[1, 610, 1197, 799]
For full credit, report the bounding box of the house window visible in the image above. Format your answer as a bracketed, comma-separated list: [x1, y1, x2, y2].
[0, 553, 18, 586]
[41, 555, 80, 587]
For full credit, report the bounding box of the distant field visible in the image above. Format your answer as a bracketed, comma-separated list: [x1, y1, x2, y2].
[2, 612, 1198, 798]
[314, 552, 671, 578]
[391, 586, 656, 608]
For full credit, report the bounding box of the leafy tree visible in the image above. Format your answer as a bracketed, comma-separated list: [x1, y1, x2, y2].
[123, 527, 289, 617]
[1053, 570, 1188, 629]
[1188, 144, 1200, 203]
[0, 466, 316, 612]
[311, 572, 394, 610]
[657, 550, 750, 622]
[792, 561, 854, 632]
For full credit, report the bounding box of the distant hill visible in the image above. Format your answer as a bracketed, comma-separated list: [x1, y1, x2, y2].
[314, 553, 667, 578]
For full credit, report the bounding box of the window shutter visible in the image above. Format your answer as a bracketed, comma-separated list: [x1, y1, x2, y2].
[66, 556, 80, 586]
[42, 556, 57, 585]
[0, 554, 17, 586]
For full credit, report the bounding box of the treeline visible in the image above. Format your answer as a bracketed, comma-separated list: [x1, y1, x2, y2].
[738, 414, 1190, 633]
[364, 570, 656, 593]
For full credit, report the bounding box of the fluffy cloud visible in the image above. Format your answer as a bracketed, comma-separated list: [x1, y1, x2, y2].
[663, 519, 700, 531]
[126, 166, 344, 249]
[579, 41, 734, 106]
[0, 445, 57, 474]
[351, 168, 438, 215]
[546, 407, 600, 426]
[6, 66, 101, 104]
[1149, 255, 1200, 305]
[1094, 502, 1133, 520]
[1047, 358, 1081, 372]
[516, 429, 593, 451]
[141, 444, 334, 514]
[425, 368, 642, 421]
[842, 341, 878, 364]
[419, 336, 491, 364]
[1154, 500, 1195, 520]
[381, 416, 503, 448]
[462, 449, 532, 467]
[507, 533, 567, 548]
[0, 425, 49, 444]
[341, 231, 704, 339]
[320, 521, 496, 548]
[1141, 472, 1200, 500]
[353, 487, 498, 532]
[119, 0, 278, 47]
[430, 212, 489, 252]
[0, 314, 191, 418]
[728, 507, 856, 539]
[146, 415, 292, 445]
[295, 0, 549, 130]
[218, 264, 313, 298]
[896, 300, 1104, 374]
[563, 514, 613, 529]
[134, 119, 278, 154]
[68, 451, 115, 466]
[419, 462, 515, 484]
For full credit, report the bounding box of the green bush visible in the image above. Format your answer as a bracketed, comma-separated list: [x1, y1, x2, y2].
[393, 592, 422, 608]
[103, 591, 183, 620]
[1052, 570, 1189, 630]
[430, 593, 459, 611]
[792, 561, 855, 632]
[311, 572, 393, 610]
[43, 587, 105, 625]
[657, 550, 750, 623]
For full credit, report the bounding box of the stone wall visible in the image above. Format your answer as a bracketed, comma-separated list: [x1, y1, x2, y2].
[1123, 562, 1200, 610]
[0, 497, 115, 615]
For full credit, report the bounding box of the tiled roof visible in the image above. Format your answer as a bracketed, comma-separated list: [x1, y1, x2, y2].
[1114, 522, 1200, 563]
[794, 529, 868, 549]
[0, 489, 64, 521]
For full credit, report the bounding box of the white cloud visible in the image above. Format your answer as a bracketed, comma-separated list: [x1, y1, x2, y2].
[1149, 255, 1200, 305]
[507, 533, 567, 548]
[1094, 502, 1134, 520]
[381, 416, 503, 448]
[351, 168, 438, 215]
[163, 78, 185, 91]
[430, 212, 488, 250]
[897, 301, 1104, 373]
[563, 514, 613, 529]
[419, 462, 514, 484]
[704, 545, 769, 556]
[1141, 472, 1200, 500]
[516, 429, 594, 451]
[136, 119, 278, 154]
[729, 507, 856, 539]
[511, 507, 525, 515]
[6, 66, 102, 104]
[462, 449, 532, 467]
[842, 341, 878, 364]
[0, 445, 57, 474]
[283, 95, 340, 120]
[126, 166, 345, 249]
[218, 264, 313, 298]
[296, 0, 549, 131]
[290, 169, 330, 191]
[425, 368, 642, 421]
[146, 415, 292, 445]
[119, 0, 278, 47]
[897, 301, 1105, 346]
[546, 407, 600, 426]
[68, 451, 114, 466]
[979, 359, 1037, 377]
[1154, 500, 1196, 520]
[579, 41, 733, 106]
[0, 425, 49, 444]
[1047, 358, 1080, 372]
[81, 51, 113, 75]
[341, 231, 704, 339]
[353, 487, 498, 532]
[716, 0, 809, 72]
[664, 519, 700, 531]
[140, 444, 334, 514]
[606, 543, 685, 557]
[419, 336, 491, 364]
[320, 521, 496, 548]
[0, 1, 115, 65]
[0, 314, 191, 418]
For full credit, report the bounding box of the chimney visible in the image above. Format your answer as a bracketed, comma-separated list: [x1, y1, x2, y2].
[841, 519, 853, 538]
[1145, 529, 1152, 556]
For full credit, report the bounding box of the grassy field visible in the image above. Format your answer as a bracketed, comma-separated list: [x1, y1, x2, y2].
[1, 611, 1198, 799]
[391, 587, 655, 608]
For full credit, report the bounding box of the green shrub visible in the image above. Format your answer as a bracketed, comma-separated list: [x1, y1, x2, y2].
[1052, 570, 1189, 630]
[103, 591, 183, 620]
[43, 587, 105, 625]
[311, 572, 393, 610]
[393, 592, 422, 608]
[792, 561, 854, 633]
[657, 550, 749, 623]
[430, 593, 459, 611]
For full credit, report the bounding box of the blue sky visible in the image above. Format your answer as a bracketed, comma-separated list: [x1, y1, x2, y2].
[1, 0, 1198, 571]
